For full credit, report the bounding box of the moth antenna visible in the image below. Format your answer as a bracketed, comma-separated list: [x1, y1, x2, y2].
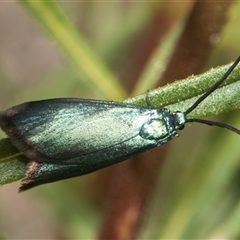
[187, 118, 240, 135]
[184, 56, 240, 135]
[185, 56, 240, 115]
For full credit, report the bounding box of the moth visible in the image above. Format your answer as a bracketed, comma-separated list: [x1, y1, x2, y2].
[0, 56, 240, 191]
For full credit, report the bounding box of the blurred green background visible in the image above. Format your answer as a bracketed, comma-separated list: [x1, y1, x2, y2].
[0, 1, 240, 239]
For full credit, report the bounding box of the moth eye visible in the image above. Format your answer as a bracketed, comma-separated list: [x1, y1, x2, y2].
[178, 125, 184, 130]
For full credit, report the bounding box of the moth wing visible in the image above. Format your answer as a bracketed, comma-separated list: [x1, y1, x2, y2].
[0, 99, 151, 163]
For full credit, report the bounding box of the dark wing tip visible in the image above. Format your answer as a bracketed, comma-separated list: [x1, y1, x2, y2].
[0, 108, 58, 163]
[0, 107, 32, 156]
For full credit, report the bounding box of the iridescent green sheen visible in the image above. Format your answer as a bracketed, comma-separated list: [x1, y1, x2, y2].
[0, 99, 185, 191]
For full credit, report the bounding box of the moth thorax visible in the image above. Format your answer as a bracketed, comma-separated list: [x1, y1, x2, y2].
[139, 118, 169, 140]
